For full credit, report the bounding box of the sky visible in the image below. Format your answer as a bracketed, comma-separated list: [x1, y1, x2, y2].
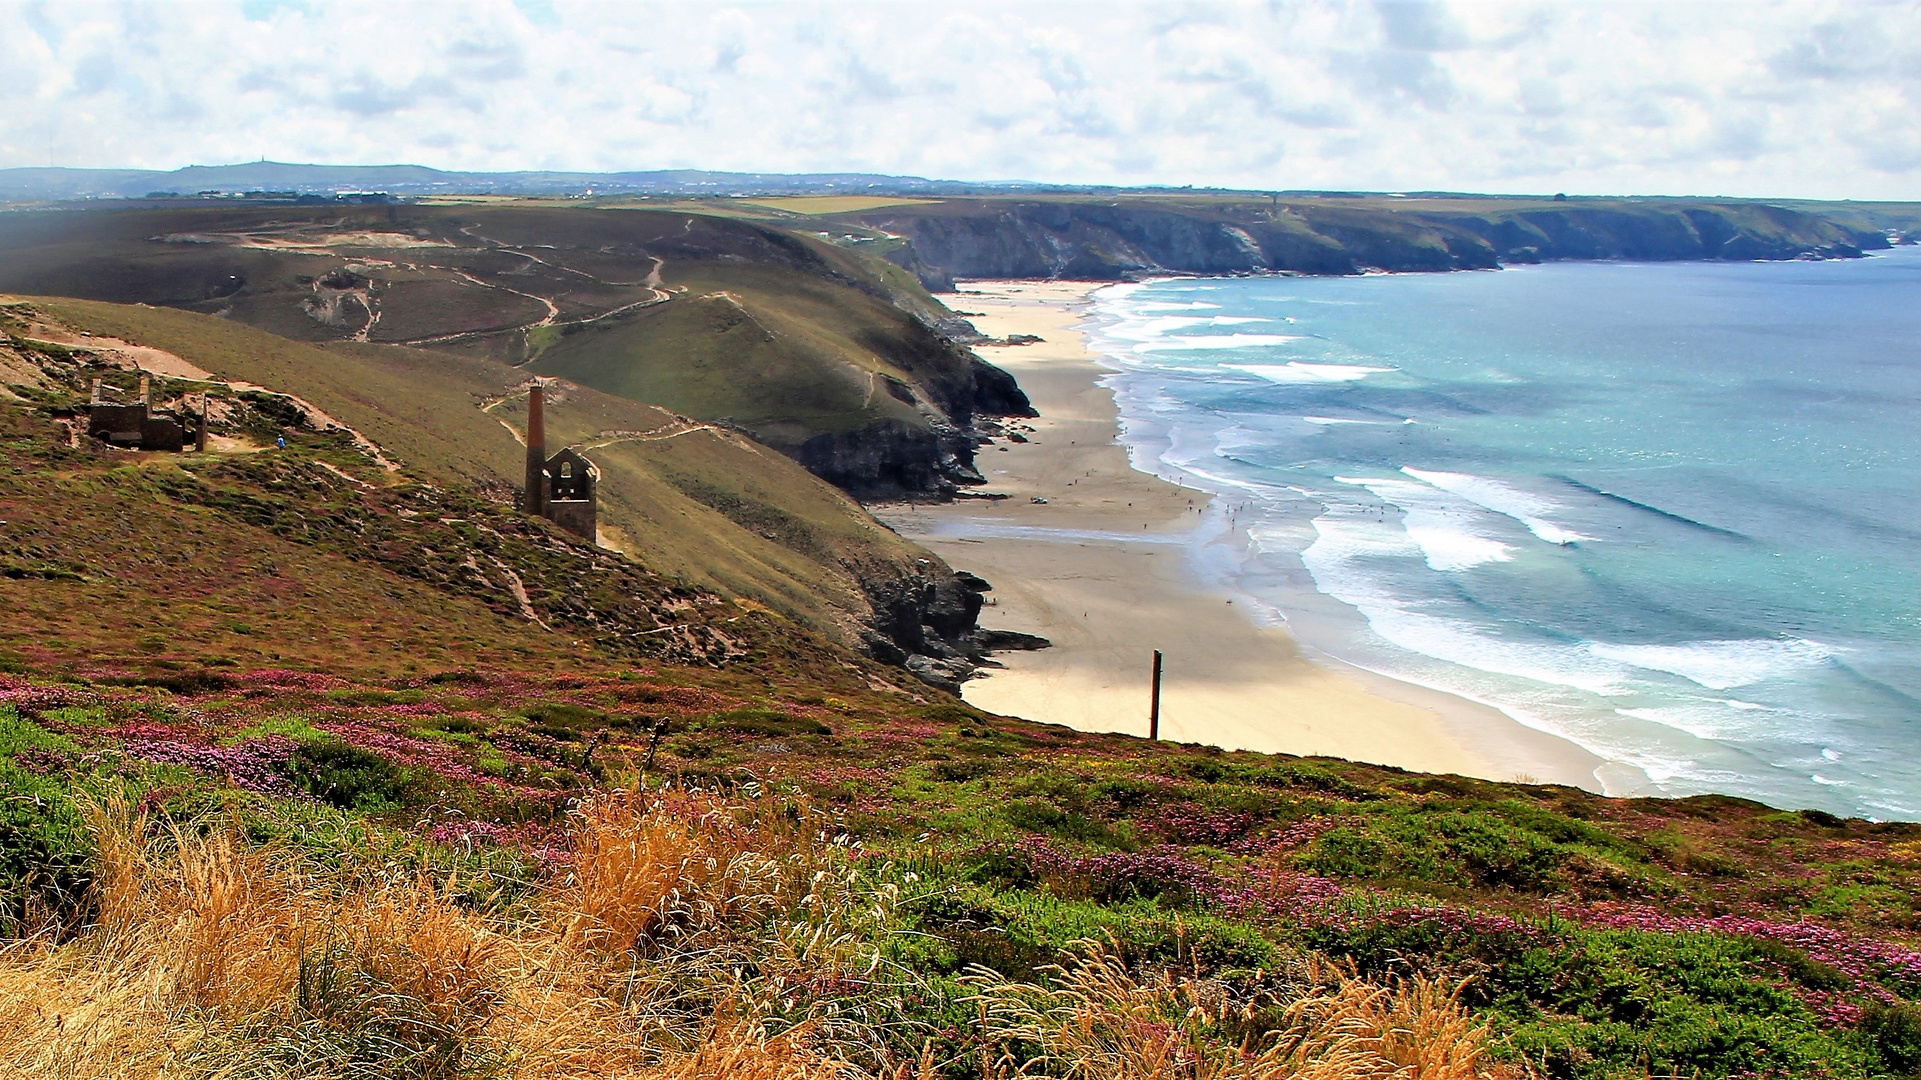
[2, 0, 1918, 199]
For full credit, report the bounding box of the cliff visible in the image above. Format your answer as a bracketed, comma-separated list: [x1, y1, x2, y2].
[845, 196, 1892, 284]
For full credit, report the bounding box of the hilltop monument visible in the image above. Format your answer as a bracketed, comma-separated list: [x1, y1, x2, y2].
[522, 380, 598, 542]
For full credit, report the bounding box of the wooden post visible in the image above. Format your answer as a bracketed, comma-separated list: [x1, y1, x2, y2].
[1149, 649, 1162, 740]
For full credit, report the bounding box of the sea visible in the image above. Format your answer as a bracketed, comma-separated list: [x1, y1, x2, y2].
[1084, 245, 1921, 820]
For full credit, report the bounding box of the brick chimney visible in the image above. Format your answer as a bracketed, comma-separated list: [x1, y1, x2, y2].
[524, 381, 547, 516]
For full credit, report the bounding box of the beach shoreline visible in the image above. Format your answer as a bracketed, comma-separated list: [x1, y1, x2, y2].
[876, 279, 1605, 789]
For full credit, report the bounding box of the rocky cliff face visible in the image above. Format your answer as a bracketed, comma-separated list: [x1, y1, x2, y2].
[854, 563, 1045, 692]
[774, 321, 1031, 500]
[784, 417, 976, 500]
[854, 200, 1890, 283]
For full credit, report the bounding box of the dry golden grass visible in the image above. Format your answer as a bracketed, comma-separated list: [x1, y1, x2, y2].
[0, 791, 1510, 1080]
[0, 787, 891, 1080]
[965, 941, 1516, 1080]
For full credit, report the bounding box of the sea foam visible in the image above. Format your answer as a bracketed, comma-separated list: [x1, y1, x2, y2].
[1400, 468, 1594, 545]
[1228, 362, 1391, 382]
[1136, 334, 1303, 352]
[1091, 255, 1921, 817]
[1297, 517, 1629, 696]
[1331, 475, 1516, 571]
[1586, 639, 1835, 691]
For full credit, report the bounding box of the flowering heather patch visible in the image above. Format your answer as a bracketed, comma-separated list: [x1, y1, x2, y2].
[1009, 835, 1344, 917]
[1013, 836, 1226, 905]
[1241, 865, 1348, 915]
[380, 701, 454, 719]
[429, 819, 513, 847]
[1360, 903, 1549, 943]
[107, 722, 196, 742]
[124, 735, 301, 799]
[865, 720, 946, 748]
[1147, 800, 1257, 845]
[428, 817, 570, 866]
[0, 677, 95, 714]
[1575, 902, 1921, 1002]
[1273, 815, 1344, 851]
[8, 746, 70, 776]
[801, 765, 896, 814]
[237, 668, 344, 693]
[1229, 815, 1344, 856]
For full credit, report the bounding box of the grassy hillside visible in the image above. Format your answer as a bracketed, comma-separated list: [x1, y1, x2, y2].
[5, 304, 1921, 1079]
[7, 298, 985, 667]
[0, 194, 1889, 493]
[0, 204, 1027, 498]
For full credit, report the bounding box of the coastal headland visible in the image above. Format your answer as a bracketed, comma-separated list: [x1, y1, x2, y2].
[878, 280, 1605, 788]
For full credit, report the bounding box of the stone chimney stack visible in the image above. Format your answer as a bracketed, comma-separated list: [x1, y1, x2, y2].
[524, 381, 547, 516]
[196, 394, 209, 453]
[138, 374, 151, 408]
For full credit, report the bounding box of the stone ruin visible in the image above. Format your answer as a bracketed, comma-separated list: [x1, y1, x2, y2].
[521, 381, 598, 542]
[87, 375, 205, 452]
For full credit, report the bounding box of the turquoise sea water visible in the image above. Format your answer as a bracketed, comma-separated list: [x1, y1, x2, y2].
[1086, 246, 1921, 819]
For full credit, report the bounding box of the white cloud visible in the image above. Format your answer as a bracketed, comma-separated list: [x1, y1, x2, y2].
[0, 0, 1916, 198]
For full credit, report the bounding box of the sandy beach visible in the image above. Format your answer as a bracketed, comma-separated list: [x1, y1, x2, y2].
[877, 280, 1604, 788]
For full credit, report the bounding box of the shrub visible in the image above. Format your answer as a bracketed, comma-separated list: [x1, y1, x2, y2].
[289, 739, 404, 812]
[0, 711, 92, 934]
[519, 701, 611, 732]
[1004, 799, 1127, 846]
[97, 670, 235, 695]
[1864, 1001, 1921, 1076]
[933, 759, 990, 783]
[704, 708, 831, 738]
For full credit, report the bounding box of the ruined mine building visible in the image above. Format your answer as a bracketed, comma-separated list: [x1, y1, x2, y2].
[522, 381, 598, 542]
[87, 375, 204, 452]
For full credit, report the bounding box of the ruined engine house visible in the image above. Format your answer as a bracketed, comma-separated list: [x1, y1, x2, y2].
[87, 375, 205, 452]
[522, 381, 598, 542]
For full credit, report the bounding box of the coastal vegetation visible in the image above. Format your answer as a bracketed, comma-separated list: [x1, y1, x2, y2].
[3, 653, 1920, 1078]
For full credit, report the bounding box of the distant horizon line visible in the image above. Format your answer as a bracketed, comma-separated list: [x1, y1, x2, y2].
[0, 160, 1912, 205]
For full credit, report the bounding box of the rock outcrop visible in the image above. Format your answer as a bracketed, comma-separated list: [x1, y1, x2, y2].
[854, 561, 1048, 692]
